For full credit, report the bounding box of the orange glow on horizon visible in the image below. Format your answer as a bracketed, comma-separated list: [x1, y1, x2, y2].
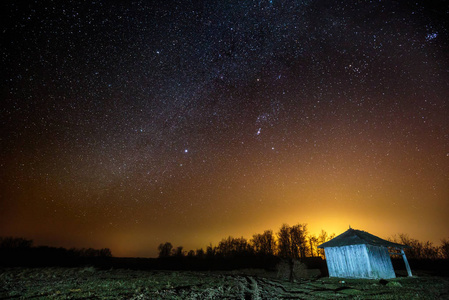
[1, 1, 448, 259]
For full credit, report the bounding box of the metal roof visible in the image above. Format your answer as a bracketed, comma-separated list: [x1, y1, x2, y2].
[317, 228, 410, 249]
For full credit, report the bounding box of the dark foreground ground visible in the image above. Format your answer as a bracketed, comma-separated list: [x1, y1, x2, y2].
[1, 267, 448, 299]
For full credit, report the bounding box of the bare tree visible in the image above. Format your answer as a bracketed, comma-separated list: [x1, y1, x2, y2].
[317, 229, 335, 258]
[252, 233, 264, 254]
[441, 239, 449, 260]
[423, 241, 439, 260]
[99, 248, 112, 257]
[195, 248, 205, 258]
[206, 243, 215, 258]
[396, 234, 424, 259]
[277, 223, 308, 259]
[277, 224, 292, 258]
[217, 236, 251, 257]
[290, 223, 308, 259]
[390, 233, 443, 260]
[308, 235, 318, 257]
[173, 246, 185, 257]
[0, 237, 33, 249]
[157, 242, 173, 258]
[251, 230, 276, 256]
[276, 224, 295, 282]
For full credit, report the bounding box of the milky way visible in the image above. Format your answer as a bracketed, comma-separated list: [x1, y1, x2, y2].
[2, 0, 448, 257]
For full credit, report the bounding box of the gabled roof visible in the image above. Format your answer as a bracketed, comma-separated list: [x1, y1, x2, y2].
[317, 228, 410, 249]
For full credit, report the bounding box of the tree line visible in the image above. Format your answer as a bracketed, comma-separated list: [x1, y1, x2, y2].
[158, 223, 334, 260]
[158, 224, 449, 261]
[389, 234, 449, 260]
[0, 236, 112, 267]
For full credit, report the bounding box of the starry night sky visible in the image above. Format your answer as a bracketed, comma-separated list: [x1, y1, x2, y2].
[2, 0, 448, 257]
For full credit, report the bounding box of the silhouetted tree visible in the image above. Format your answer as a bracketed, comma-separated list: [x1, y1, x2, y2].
[277, 224, 292, 258]
[0, 237, 33, 249]
[157, 242, 173, 258]
[85, 248, 98, 257]
[173, 246, 185, 257]
[251, 230, 276, 256]
[217, 236, 251, 258]
[317, 229, 335, 258]
[233, 237, 252, 256]
[276, 224, 309, 259]
[423, 241, 439, 260]
[391, 234, 424, 259]
[77, 248, 87, 257]
[195, 248, 205, 259]
[390, 234, 443, 260]
[290, 223, 308, 259]
[206, 243, 215, 258]
[260, 230, 276, 256]
[217, 237, 231, 257]
[99, 248, 112, 257]
[308, 235, 318, 257]
[441, 239, 449, 260]
[277, 224, 295, 282]
[187, 250, 195, 257]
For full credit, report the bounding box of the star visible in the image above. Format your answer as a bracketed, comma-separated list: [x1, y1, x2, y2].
[1, 0, 447, 258]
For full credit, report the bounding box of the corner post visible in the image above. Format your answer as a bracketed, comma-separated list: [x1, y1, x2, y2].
[401, 249, 412, 277]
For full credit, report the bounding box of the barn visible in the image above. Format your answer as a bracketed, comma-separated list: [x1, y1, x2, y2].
[317, 228, 412, 279]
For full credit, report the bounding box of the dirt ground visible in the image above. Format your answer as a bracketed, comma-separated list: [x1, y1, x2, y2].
[1, 267, 448, 299]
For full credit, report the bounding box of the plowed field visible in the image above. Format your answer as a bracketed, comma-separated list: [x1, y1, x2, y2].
[1, 267, 448, 299]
